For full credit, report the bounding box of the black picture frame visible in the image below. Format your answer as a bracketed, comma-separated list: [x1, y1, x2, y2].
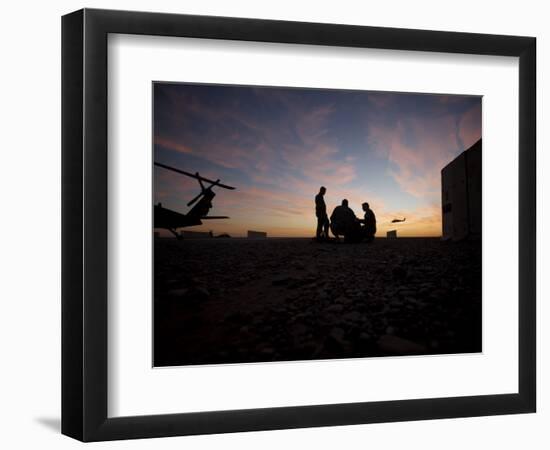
[62, 8, 536, 442]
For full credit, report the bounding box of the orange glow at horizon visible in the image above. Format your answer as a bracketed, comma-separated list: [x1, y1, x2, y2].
[154, 84, 481, 239]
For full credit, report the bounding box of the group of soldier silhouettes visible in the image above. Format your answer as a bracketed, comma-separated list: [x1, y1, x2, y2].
[315, 186, 376, 243]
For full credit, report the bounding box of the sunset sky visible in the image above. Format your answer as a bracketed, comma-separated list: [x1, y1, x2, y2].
[153, 83, 481, 237]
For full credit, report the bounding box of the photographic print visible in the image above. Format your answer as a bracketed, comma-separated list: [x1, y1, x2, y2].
[153, 82, 482, 367]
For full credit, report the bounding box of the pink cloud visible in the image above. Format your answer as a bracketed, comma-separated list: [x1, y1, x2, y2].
[154, 86, 478, 237]
[154, 136, 193, 154]
[367, 107, 480, 202]
[367, 93, 395, 108]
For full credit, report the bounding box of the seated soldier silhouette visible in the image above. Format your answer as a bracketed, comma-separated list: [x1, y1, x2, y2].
[358, 202, 377, 243]
[330, 199, 361, 242]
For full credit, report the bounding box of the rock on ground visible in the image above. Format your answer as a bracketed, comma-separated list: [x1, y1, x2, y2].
[154, 237, 481, 366]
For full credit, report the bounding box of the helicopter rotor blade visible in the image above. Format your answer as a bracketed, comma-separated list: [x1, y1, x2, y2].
[154, 162, 236, 190]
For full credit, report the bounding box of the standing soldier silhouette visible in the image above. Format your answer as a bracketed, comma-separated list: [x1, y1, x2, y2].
[315, 186, 329, 240]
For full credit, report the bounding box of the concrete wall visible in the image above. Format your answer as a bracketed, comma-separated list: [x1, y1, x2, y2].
[441, 139, 482, 240]
[466, 140, 482, 236]
[247, 230, 267, 239]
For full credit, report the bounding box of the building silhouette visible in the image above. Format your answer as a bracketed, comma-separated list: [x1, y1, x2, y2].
[247, 230, 267, 239]
[441, 139, 482, 240]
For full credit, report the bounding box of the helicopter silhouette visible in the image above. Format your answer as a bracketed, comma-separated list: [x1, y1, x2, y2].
[391, 217, 406, 223]
[154, 162, 235, 238]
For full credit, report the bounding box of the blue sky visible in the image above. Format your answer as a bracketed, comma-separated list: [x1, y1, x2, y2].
[154, 83, 481, 237]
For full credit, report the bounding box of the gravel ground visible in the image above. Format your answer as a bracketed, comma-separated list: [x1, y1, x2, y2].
[153, 237, 481, 367]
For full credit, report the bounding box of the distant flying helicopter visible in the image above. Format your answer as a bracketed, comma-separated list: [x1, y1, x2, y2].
[154, 162, 235, 238]
[391, 217, 406, 223]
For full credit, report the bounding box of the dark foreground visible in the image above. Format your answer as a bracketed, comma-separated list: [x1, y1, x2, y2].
[154, 237, 481, 366]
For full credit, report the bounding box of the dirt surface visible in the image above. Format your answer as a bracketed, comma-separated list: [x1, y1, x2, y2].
[153, 237, 481, 367]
